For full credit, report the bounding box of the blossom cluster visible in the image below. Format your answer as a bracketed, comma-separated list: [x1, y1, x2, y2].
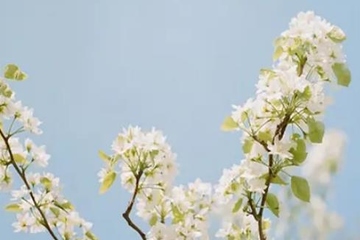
[213, 162, 270, 239]
[277, 11, 347, 82]
[147, 179, 213, 240]
[211, 11, 350, 239]
[99, 127, 214, 239]
[0, 65, 97, 240]
[98, 126, 178, 199]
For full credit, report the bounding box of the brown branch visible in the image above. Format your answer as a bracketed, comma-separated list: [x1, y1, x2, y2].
[0, 129, 59, 240]
[257, 154, 274, 240]
[256, 113, 291, 240]
[247, 194, 259, 221]
[122, 170, 146, 240]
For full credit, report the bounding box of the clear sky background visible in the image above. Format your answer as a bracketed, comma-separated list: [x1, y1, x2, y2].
[0, 0, 359, 239]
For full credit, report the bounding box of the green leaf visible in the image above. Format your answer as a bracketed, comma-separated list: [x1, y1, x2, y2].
[5, 203, 22, 212]
[291, 176, 310, 202]
[232, 198, 243, 213]
[60, 201, 74, 211]
[273, 37, 285, 60]
[261, 173, 287, 185]
[99, 171, 116, 194]
[274, 36, 284, 46]
[230, 182, 238, 192]
[316, 66, 329, 81]
[332, 63, 351, 87]
[307, 118, 325, 143]
[327, 27, 346, 43]
[50, 207, 60, 217]
[273, 46, 283, 60]
[270, 174, 287, 185]
[257, 130, 272, 143]
[298, 86, 312, 101]
[221, 116, 238, 131]
[85, 231, 98, 240]
[98, 150, 111, 163]
[242, 138, 253, 154]
[3, 89, 12, 98]
[4, 64, 27, 81]
[171, 204, 183, 224]
[296, 55, 307, 76]
[260, 68, 276, 79]
[149, 214, 158, 226]
[40, 177, 52, 190]
[266, 193, 280, 217]
[0, 83, 13, 98]
[289, 138, 307, 165]
[149, 149, 159, 160]
[13, 154, 27, 164]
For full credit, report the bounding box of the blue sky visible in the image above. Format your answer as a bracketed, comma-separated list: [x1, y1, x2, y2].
[1, 0, 359, 239]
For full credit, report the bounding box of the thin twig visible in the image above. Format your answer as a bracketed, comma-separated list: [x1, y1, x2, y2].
[257, 154, 274, 240]
[122, 170, 146, 240]
[247, 193, 259, 221]
[256, 113, 291, 240]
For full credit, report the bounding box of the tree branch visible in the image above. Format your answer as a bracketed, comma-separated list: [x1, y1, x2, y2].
[0, 129, 59, 240]
[122, 170, 146, 240]
[256, 113, 291, 240]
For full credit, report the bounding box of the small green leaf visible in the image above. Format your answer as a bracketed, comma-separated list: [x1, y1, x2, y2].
[332, 63, 351, 87]
[273, 46, 283, 60]
[296, 55, 307, 76]
[232, 198, 243, 213]
[149, 149, 159, 160]
[266, 193, 280, 217]
[98, 150, 111, 163]
[99, 171, 116, 194]
[221, 116, 238, 131]
[0, 83, 13, 98]
[261, 173, 287, 185]
[291, 176, 310, 202]
[327, 27, 346, 43]
[13, 154, 27, 164]
[270, 174, 287, 185]
[149, 214, 158, 226]
[260, 68, 276, 79]
[40, 177, 52, 190]
[274, 36, 284, 46]
[257, 131, 272, 143]
[242, 138, 253, 154]
[5, 203, 22, 212]
[171, 204, 183, 224]
[307, 118, 325, 143]
[316, 66, 329, 81]
[230, 182, 238, 192]
[50, 207, 60, 217]
[289, 138, 307, 165]
[4, 64, 27, 81]
[60, 201, 74, 210]
[85, 231, 98, 240]
[298, 86, 312, 101]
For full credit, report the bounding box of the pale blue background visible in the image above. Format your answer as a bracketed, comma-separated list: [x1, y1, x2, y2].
[1, 0, 359, 239]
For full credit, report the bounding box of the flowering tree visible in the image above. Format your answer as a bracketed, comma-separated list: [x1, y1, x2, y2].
[0, 11, 351, 240]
